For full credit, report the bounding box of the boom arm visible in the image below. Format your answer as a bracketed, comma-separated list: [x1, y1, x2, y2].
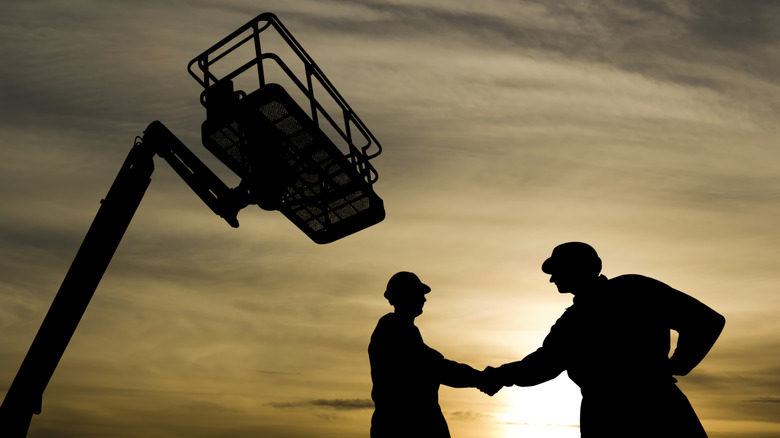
[0, 121, 245, 437]
[147, 121, 248, 228]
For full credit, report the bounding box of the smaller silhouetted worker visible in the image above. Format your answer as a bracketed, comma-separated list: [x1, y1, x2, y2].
[369, 271, 484, 438]
[480, 242, 725, 438]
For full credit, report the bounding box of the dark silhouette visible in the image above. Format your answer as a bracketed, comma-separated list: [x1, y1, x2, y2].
[1, 13, 386, 437]
[369, 272, 484, 438]
[480, 242, 725, 438]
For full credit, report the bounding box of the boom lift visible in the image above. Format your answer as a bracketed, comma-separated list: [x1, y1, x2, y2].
[0, 13, 384, 436]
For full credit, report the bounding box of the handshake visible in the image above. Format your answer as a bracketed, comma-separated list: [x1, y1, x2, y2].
[476, 366, 504, 396]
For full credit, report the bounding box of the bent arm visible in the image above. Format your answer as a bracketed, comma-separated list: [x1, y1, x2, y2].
[667, 290, 726, 376]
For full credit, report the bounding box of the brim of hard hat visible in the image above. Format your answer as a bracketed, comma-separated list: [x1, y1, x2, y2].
[541, 257, 556, 274]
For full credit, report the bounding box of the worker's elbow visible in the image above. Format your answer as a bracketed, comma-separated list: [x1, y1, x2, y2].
[702, 306, 726, 334]
[714, 311, 726, 332]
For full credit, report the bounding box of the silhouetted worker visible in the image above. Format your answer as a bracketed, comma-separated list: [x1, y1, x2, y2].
[480, 242, 725, 438]
[369, 271, 484, 438]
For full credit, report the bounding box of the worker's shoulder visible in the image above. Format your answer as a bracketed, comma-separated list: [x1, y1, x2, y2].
[370, 313, 397, 344]
[609, 273, 666, 285]
[374, 312, 398, 328]
[607, 274, 677, 295]
[373, 312, 415, 333]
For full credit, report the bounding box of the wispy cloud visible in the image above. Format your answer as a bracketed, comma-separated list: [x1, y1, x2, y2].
[747, 397, 780, 404]
[270, 398, 373, 410]
[258, 370, 302, 375]
[448, 410, 493, 421]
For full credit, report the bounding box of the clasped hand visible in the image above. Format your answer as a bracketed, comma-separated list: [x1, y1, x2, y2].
[477, 366, 503, 396]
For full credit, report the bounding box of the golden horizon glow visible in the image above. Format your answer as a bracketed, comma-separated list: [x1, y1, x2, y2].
[2, 1, 780, 437]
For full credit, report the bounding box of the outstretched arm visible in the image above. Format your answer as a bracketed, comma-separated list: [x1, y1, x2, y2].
[477, 348, 566, 396]
[479, 308, 574, 395]
[495, 349, 566, 386]
[439, 358, 483, 388]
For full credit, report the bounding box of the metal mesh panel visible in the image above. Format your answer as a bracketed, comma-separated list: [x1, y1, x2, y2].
[202, 120, 251, 178]
[202, 83, 384, 243]
[251, 84, 384, 243]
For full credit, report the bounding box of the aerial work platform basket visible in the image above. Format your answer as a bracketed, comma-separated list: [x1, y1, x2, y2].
[188, 12, 385, 243]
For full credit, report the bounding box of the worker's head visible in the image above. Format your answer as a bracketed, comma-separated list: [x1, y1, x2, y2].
[542, 242, 602, 294]
[384, 271, 430, 317]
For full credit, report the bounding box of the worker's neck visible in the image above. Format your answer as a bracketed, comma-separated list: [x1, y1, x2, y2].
[393, 309, 417, 323]
[570, 275, 605, 297]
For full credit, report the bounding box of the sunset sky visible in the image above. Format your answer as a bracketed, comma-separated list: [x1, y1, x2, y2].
[2, 1, 780, 437]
